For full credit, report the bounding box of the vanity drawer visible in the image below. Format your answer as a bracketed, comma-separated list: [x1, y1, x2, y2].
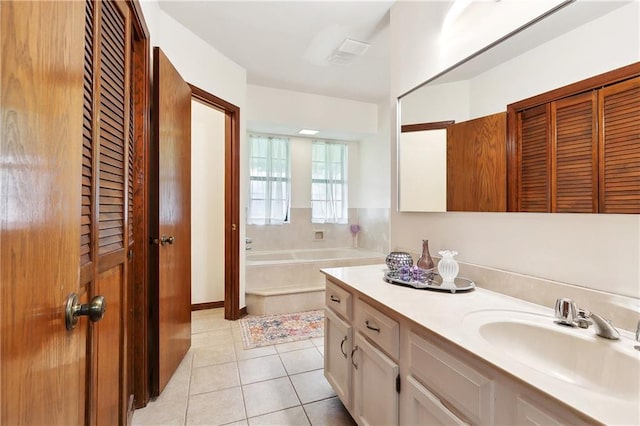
[325, 279, 352, 320]
[354, 298, 399, 359]
[408, 332, 494, 425]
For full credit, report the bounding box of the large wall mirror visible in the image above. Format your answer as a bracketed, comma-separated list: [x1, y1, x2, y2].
[398, 0, 639, 213]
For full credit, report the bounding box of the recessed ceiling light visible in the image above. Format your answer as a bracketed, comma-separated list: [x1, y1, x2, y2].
[299, 129, 319, 135]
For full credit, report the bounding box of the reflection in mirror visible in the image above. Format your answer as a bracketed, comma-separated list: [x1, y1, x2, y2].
[398, 0, 638, 212]
[398, 122, 451, 212]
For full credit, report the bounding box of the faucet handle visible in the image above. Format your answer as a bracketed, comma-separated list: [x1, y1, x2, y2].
[576, 307, 591, 318]
[554, 298, 578, 326]
[635, 320, 640, 342]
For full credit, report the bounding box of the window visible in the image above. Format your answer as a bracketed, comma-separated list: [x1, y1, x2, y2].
[311, 141, 348, 223]
[247, 134, 290, 224]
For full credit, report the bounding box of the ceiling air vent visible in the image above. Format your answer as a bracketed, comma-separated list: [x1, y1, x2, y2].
[327, 38, 370, 65]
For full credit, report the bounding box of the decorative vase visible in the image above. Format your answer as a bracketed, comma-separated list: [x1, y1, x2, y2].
[438, 250, 459, 289]
[385, 252, 413, 271]
[416, 240, 435, 271]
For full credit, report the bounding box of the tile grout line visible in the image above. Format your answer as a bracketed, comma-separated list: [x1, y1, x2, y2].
[285, 363, 313, 426]
[230, 336, 251, 425]
[183, 350, 194, 426]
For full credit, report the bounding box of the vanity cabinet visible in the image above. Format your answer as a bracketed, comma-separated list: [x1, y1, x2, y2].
[324, 274, 596, 426]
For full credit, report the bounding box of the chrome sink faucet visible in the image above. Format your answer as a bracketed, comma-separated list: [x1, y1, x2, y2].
[554, 298, 620, 340]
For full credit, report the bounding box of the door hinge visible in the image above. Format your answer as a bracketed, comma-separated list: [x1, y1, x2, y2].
[128, 249, 134, 260]
[396, 374, 401, 393]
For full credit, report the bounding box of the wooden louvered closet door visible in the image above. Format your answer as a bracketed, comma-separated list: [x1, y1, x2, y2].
[81, 0, 133, 423]
[2, 1, 87, 424]
[511, 64, 640, 214]
[517, 104, 551, 212]
[551, 91, 598, 213]
[598, 76, 640, 213]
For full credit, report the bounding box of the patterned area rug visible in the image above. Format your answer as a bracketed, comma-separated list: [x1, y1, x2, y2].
[239, 310, 324, 349]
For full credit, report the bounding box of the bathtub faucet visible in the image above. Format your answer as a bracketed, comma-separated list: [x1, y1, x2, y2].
[245, 237, 253, 251]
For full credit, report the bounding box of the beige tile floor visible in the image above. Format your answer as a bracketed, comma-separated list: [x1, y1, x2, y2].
[132, 308, 356, 426]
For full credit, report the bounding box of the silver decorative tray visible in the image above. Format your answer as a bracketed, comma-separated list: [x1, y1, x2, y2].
[384, 270, 475, 293]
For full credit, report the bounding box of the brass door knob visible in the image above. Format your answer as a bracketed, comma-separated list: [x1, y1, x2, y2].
[160, 235, 175, 246]
[65, 293, 106, 330]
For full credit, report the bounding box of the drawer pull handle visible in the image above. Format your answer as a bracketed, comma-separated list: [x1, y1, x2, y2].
[340, 336, 348, 358]
[365, 320, 380, 333]
[330, 295, 341, 303]
[351, 346, 359, 369]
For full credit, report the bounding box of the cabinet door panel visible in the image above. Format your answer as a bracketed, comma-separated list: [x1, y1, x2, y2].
[447, 112, 507, 212]
[599, 76, 640, 213]
[404, 375, 468, 426]
[551, 92, 598, 213]
[518, 104, 551, 212]
[516, 397, 565, 426]
[353, 333, 399, 426]
[408, 332, 494, 425]
[324, 308, 353, 409]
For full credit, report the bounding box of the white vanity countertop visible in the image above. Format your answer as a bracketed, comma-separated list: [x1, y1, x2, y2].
[321, 264, 640, 426]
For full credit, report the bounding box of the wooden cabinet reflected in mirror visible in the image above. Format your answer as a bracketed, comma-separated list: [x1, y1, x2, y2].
[447, 112, 507, 212]
[507, 63, 640, 214]
[397, 1, 638, 214]
[399, 114, 507, 213]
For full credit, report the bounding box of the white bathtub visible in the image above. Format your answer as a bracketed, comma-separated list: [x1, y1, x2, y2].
[245, 247, 385, 315]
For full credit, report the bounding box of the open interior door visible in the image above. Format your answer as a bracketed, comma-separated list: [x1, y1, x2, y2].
[150, 47, 192, 394]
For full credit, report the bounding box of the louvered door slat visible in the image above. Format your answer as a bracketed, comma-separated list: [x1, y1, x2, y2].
[99, 143, 125, 159]
[100, 235, 124, 247]
[519, 105, 550, 212]
[100, 227, 124, 239]
[97, 0, 127, 255]
[101, 114, 125, 136]
[599, 76, 640, 213]
[128, 58, 135, 243]
[100, 212, 124, 221]
[552, 92, 597, 213]
[101, 161, 126, 176]
[80, 0, 95, 267]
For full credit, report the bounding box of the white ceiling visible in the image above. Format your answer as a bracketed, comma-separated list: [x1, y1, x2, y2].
[157, 1, 395, 104]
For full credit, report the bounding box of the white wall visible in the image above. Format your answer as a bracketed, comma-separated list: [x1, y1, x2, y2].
[358, 102, 391, 208]
[140, 0, 249, 307]
[400, 80, 470, 125]
[191, 100, 225, 304]
[390, 1, 640, 298]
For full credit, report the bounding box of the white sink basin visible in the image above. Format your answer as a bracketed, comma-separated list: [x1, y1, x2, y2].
[463, 310, 640, 399]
